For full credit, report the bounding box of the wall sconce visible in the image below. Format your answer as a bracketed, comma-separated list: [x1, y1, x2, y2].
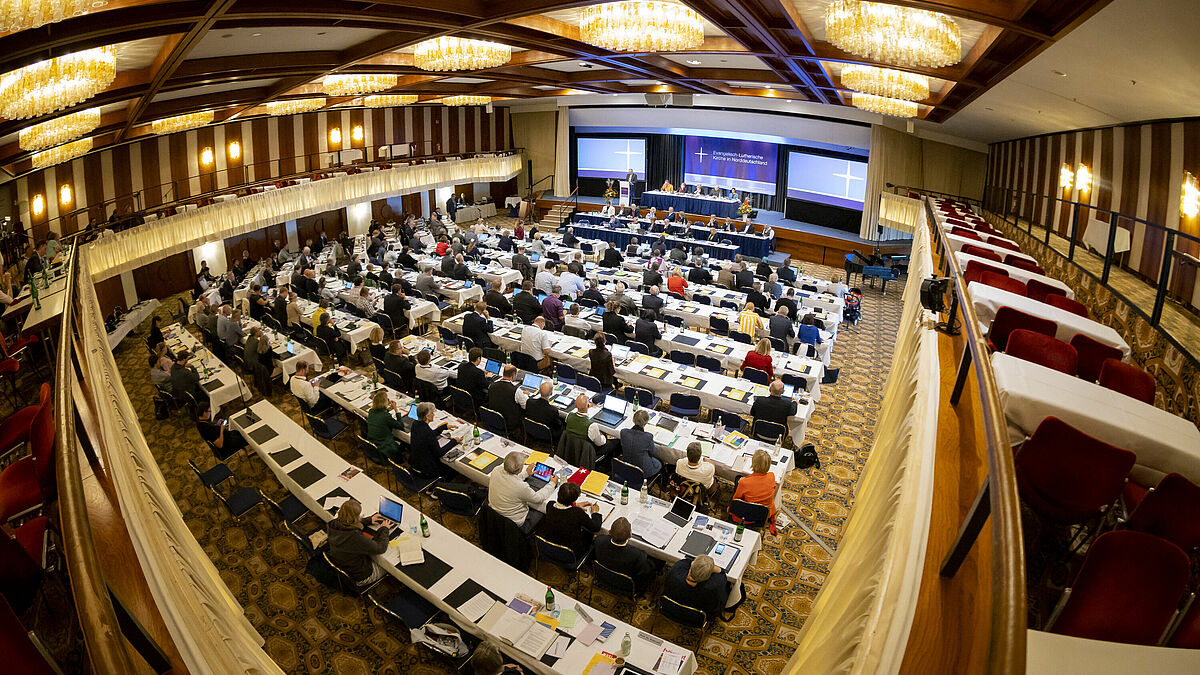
[1075, 164, 1092, 193]
[31, 194, 44, 216]
[329, 127, 342, 145]
[1060, 163, 1073, 191]
[1182, 171, 1200, 219]
[228, 140, 241, 160]
[59, 184, 72, 206]
[200, 146, 214, 166]
[352, 125, 363, 142]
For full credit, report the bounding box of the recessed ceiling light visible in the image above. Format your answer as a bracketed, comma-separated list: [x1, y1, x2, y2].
[317, 31, 327, 36]
[252, 32, 262, 37]
[1052, 70, 1066, 77]
[221, 33, 233, 38]
[686, 59, 701, 65]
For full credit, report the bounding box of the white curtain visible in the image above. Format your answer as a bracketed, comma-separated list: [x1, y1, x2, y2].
[785, 211, 939, 675]
[87, 154, 522, 281]
[74, 252, 283, 674]
[554, 107, 571, 197]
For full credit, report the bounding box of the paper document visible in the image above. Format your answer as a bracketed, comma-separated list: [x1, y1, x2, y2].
[577, 622, 602, 646]
[557, 609, 578, 630]
[655, 646, 688, 675]
[631, 515, 677, 549]
[387, 534, 424, 566]
[469, 452, 498, 470]
[512, 620, 557, 658]
[459, 592, 496, 623]
[547, 634, 572, 658]
[524, 450, 550, 466]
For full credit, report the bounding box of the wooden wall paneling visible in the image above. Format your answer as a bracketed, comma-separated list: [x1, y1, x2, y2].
[140, 138, 163, 209]
[303, 112, 319, 173]
[401, 192, 421, 216]
[224, 122, 245, 187]
[224, 230, 269, 268]
[197, 126, 217, 194]
[1140, 123, 1172, 278]
[82, 153, 106, 228]
[251, 118, 270, 183]
[110, 144, 134, 216]
[54, 158, 79, 235]
[295, 209, 344, 246]
[413, 106, 427, 156]
[1118, 125, 1142, 276]
[133, 250, 195, 300]
[480, 107, 492, 152]
[168, 132, 190, 201]
[276, 115, 295, 175]
[94, 274, 127, 318]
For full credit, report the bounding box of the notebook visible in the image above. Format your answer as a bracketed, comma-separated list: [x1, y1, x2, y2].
[249, 425, 279, 444]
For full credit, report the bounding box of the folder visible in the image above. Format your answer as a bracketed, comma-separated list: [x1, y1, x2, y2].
[580, 470, 609, 495]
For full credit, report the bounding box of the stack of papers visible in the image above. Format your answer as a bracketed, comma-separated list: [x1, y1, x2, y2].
[480, 605, 558, 658]
[384, 534, 425, 566]
[631, 515, 677, 548]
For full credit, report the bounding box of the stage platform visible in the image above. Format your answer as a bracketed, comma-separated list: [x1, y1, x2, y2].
[534, 193, 910, 268]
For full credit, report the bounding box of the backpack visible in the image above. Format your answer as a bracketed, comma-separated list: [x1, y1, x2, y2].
[797, 443, 820, 470]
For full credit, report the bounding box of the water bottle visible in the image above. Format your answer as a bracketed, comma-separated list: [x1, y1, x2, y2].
[621, 632, 632, 658]
[734, 522, 744, 542]
[640, 484, 648, 504]
[419, 513, 430, 538]
[544, 585, 555, 612]
[620, 481, 629, 506]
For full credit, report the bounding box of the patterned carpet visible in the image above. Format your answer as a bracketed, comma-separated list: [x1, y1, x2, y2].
[108, 260, 904, 675]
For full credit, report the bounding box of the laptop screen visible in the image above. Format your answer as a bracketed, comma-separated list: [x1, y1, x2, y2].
[530, 253, 541, 262]
[286, 341, 295, 355]
[344, 281, 353, 290]
[406, 404, 419, 420]
[484, 359, 501, 375]
[379, 497, 404, 523]
[521, 373, 543, 390]
[669, 497, 695, 521]
[464, 280, 473, 288]
[594, 306, 605, 316]
[602, 394, 627, 414]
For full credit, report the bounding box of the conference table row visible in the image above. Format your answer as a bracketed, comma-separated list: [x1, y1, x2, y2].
[572, 212, 771, 259]
[639, 190, 742, 220]
[161, 324, 253, 412]
[568, 216, 746, 260]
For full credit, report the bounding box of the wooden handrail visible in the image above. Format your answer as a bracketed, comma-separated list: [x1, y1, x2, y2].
[53, 244, 138, 673]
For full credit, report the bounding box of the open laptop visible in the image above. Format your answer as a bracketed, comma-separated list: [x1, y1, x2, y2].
[374, 497, 405, 537]
[530, 253, 541, 262]
[590, 394, 628, 426]
[483, 358, 501, 376]
[524, 461, 554, 490]
[663, 497, 696, 527]
[520, 372, 543, 392]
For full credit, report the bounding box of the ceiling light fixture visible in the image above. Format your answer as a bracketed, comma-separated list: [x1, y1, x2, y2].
[440, 95, 491, 106]
[322, 73, 398, 97]
[18, 106, 99, 151]
[850, 92, 917, 118]
[227, 141, 240, 160]
[580, 1, 704, 53]
[840, 63, 928, 101]
[150, 110, 214, 135]
[362, 94, 418, 107]
[1181, 171, 1199, 219]
[1075, 164, 1092, 193]
[1060, 163, 1074, 190]
[825, 0, 961, 68]
[413, 36, 511, 71]
[31, 137, 92, 169]
[0, 45, 116, 119]
[266, 98, 326, 116]
[0, 0, 108, 33]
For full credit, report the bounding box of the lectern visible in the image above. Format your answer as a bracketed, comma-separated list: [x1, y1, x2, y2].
[618, 180, 631, 206]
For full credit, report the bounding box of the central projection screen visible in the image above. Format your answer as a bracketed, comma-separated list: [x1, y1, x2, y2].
[786, 151, 868, 211]
[682, 136, 777, 194]
[576, 137, 646, 180]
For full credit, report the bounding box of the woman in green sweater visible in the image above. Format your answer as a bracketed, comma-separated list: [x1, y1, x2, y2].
[366, 389, 406, 461]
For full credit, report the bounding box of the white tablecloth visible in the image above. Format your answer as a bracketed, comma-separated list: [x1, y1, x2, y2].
[946, 232, 1036, 265]
[956, 251, 1073, 299]
[968, 282, 1129, 358]
[1082, 218, 1132, 255]
[992, 352, 1200, 486]
[161, 324, 251, 413]
[454, 203, 497, 223]
[107, 299, 160, 348]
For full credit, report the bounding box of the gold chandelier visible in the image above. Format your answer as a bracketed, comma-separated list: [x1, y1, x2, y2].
[0, 0, 108, 33]
[18, 106, 99, 151]
[151, 110, 214, 135]
[851, 92, 917, 118]
[266, 98, 326, 116]
[32, 137, 92, 169]
[322, 73, 399, 97]
[0, 45, 116, 120]
[413, 37, 511, 72]
[825, 0, 960, 68]
[841, 64, 928, 101]
[363, 94, 418, 108]
[440, 95, 490, 106]
[580, 1, 704, 53]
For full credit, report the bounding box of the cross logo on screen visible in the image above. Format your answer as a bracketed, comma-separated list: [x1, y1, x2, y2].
[694, 146, 707, 164]
[833, 161, 865, 198]
[615, 140, 643, 170]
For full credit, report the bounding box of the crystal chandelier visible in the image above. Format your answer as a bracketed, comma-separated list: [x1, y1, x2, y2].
[322, 73, 399, 97]
[363, 94, 418, 108]
[413, 37, 511, 72]
[825, 0, 960, 68]
[440, 95, 490, 107]
[0, 45, 117, 120]
[841, 64, 928, 101]
[851, 92, 917, 118]
[150, 110, 214, 135]
[32, 137, 92, 169]
[266, 98, 326, 116]
[18, 106, 99, 152]
[580, 1, 704, 53]
[0, 0, 108, 33]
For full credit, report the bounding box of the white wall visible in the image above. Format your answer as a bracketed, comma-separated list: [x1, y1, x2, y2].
[284, 219, 299, 250]
[193, 240, 227, 276]
[346, 202, 371, 236]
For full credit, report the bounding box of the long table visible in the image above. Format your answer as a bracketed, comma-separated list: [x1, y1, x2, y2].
[161, 324, 252, 412]
[454, 202, 497, 223]
[107, 299, 162, 348]
[946, 232, 1036, 265]
[569, 216, 744, 260]
[230, 400, 697, 675]
[955, 251, 1073, 298]
[967, 282, 1130, 359]
[641, 191, 740, 219]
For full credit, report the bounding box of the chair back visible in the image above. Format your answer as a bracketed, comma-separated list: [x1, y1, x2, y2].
[510, 351, 540, 372]
[696, 354, 723, 373]
[711, 409, 744, 431]
[1015, 416, 1135, 524]
[668, 393, 701, 418]
[1005, 257, 1045, 274]
[626, 340, 649, 355]
[820, 367, 840, 385]
[693, 295, 711, 305]
[669, 350, 695, 366]
[665, 315, 683, 327]
[951, 226, 982, 240]
[729, 330, 753, 344]
[437, 326, 460, 346]
[986, 236, 1020, 252]
[556, 363, 578, 385]
[708, 316, 729, 336]
[1068, 334, 1123, 382]
[1124, 473, 1200, 552]
[431, 484, 477, 516]
[979, 271, 1027, 296]
[593, 560, 636, 598]
[479, 407, 508, 437]
[751, 419, 786, 443]
[1026, 278, 1067, 304]
[963, 260, 1007, 286]
[742, 366, 769, 385]
[1045, 293, 1089, 318]
[719, 300, 739, 311]
[522, 418, 554, 446]
[483, 348, 507, 363]
[414, 379, 442, 404]
[988, 306, 1056, 352]
[961, 244, 1002, 262]
[660, 595, 707, 627]
[449, 386, 476, 417]
[768, 337, 787, 353]
[623, 386, 655, 408]
[577, 373, 603, 393]
[1005, 330, 1078, 376]
[534, 535, 580, 568]
[1097, 359, 1156, 404]
[611, 457, 646, 491]
[729, 498, 770, 528]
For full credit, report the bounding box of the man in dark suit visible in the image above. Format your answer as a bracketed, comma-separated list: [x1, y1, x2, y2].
[445, 195, 458, 223]
[664, 207, 680, 223]
[169, 350, 206, 406]
[749, 380, 797, 428]
[663, 555, 728, 621]
[745, 283, 770, 316]
[581, 281, 606, 305]
[687, 264, 712, 285]
[487, 365, 526, 434]
[632, 310, 662, 357]
[383, 285, 410, 333]
[462, 301, 494, 349]
[511, 245, 533, 283]
[595, 517, 658, 594]
[775, 289, 799, 320]
[734, 262, 755, 290]
[451, 254, 472, 281]
[272, 286, 290, 326]
[346, 256, 363, 278]
[484, 280, 513, 317]
[512, 281, 542, 324]
[643, 261, 664, 288]
[456, 348, 488, 406]
[524, 381, 564, 443]
[562, 227, 578, 248]
[383, 342, 415, 391]
[641, 286, 664, 320]
[769, 306, 795, 346]
[600, 245, 623, 268]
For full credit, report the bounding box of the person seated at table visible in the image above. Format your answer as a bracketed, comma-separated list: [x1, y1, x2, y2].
[750, 380, 796, 433]
[798, 313, 823, 348]
[607, 282, 635, 316]
[489, 450, 558, 533]
[828, 273, 847, 298]
[484, 280, 512, 317]
[414, 349, 454, 395]
[195, 401, 248, 458]
[562, 226, 579, 248]
[763, 273, 783, 299]
[642, 285, 665, 319]
[715, 265, 735, 289]
[595, 517, 658, 594]
[366, 326, 388, 365]
[513, 280, 542, 325]
[488, 365, 529, 434]
[667, 242, 687, 264]
[192, 271, 209, 300]
[599, 242, 623, 268]
[316, 313, 351, 363]
[456, 348, 489, 407]
[224, 309, 245, 348]
[687, 262, 712, 287]
[415, 269, 439, 296]
[761, 223, 774, 239]
[644, 206, 657, 222]
[588, 334, 617, 389]
[311, 299, 329, 333]
[534, 262, 557, 295]
[541, 286, 565, 331]
[745, 282, 770, 316]
[327, 498, 389, 588]
[633, 310, 663, 356]
[598, 202, 616, 218]
[289, 360, 333, 413]
[666, 269, 688, 296]
[150, 344, 174, 391]
[600, 300, 631, 344]
[734, 262, 755, 290]
[643, 260, 664, 289]
[497, 229, 514, 252]
[542, 482, 603, 559]
[451, 254, 472, 281]
[270, 285, 290, 326]
[774, 288, 799, 320]
[363, 390, 406, 463]
[755, 259, 773, 279]
[169, 350, 207, 407]
[438, 246, 456, 276]
[433, 236, 451, 259]
[664, 555, 728, 621]
[562, 304, 589, 335]
[383, 284, 410, 333]
[619, 409, 662, 480]
[395, 246, 418, 270]
[732, 448, 779, 530]
[663, 206, 680, 223]
[559, 266, 586, 301]
[383, 340, 415, 390]
[676, 441, 717, 492]
[769, 305, 796, 345]
[741, 338, 775, 379]
[565, 393, 621, 460]
[738, 302, 763, 337]
[525, 380, 564, 443]
[624, 237, 641, 257]
[218, 271, 236, 304]
[520, 316, 554, 371]
[188, 295, 210, 326]
[527, 232, 547, 256]
[470, 641, 527, 675]
[660, 179, 673, 191]
[463, 301, 495, 349]
[581, 280, 606, 306]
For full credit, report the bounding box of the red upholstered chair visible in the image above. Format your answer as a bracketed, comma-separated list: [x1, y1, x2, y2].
[0, 595, 58, 674]
[1069, 334, 1124, 382]
[978, 271, 1027, 296]
[1123, 473, 1200, 553]
[0, 383, 50, 462]
[951, 226, 982, 240]
[1015, 417, 1135, 525]
[987, 306, 1056, 352]
[1167, 594, 1200, 648]
[1005, 329, 1078, 376]
[964, 259, 1008, 286]
[986, 236, 1022, 252]
[1098, 359, 1156, 404]
[1045, 293, 1089, 318]
[961, 244, 1003, 262]
[1026, 278, 1068, 304]
[1004, 256, 1045, 274]
[0, 398, 56, 524]
[1048, 530, 1189, 645]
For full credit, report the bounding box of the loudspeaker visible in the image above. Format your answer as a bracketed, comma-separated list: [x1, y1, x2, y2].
[644, 93, 669, 106]
[672, 94, 693, 107]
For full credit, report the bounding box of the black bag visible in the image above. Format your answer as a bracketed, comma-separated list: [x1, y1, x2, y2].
[797, 443, 820, 470]
[154, 395, 170, 420]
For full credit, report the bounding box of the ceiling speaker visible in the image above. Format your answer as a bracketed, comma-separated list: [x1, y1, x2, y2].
[644, 93, 669, 106]
[671, 94, 693, 107]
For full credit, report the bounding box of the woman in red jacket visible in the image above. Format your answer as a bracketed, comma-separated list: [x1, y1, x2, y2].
[740, 338, 774, 379]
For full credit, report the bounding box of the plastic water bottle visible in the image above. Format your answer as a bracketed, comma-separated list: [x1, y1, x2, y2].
[621, 632, 632, 658]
